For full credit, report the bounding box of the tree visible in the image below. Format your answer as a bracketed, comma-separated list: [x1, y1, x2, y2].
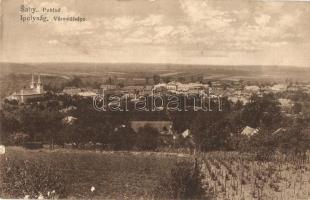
[163, 76, 171, 84]
[18, 107, 64, 147]
[170, 111, 195, 134]
[241, 94, 282, 129]
[118, 82, 124, 88]
[234, 100, 243, 111]
[278, 118, 310, 157]
[145, 77, 150, 85]
[207, 81, 212, 87]
[0, 111, 20, 135]
[108, 126, 136, 150]
[177, 77, 186, 83]
[249, 129, 277, 161]
[190, 76, 195, 82]
[44, 110, 64, 148]
[136, 125, 160, 151]
[106, 77, 113, 85]
[197, 75, 203, 83]
[4, 99, 18, 106]
[190, 112, 232, 151]
[66, 76, 83, 88]
[153, 75, 161, 84]
[0, 111, 20, 144]
[292, 102, 302, 114]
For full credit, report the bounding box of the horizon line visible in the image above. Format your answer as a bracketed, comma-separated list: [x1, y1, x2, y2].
[1, 61, 308, 68]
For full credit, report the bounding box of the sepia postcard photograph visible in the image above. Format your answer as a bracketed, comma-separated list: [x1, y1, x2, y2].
[0, 0, 310, 199]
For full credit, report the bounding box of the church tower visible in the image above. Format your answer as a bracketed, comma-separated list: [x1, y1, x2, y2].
[30, 73, 35, 89]
[36, 74, 43, 93]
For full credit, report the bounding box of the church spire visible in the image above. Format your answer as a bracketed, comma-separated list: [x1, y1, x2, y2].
[36, 74, 43, 94]
[30, 73, 35, 89]
[38, 73, 41, 85]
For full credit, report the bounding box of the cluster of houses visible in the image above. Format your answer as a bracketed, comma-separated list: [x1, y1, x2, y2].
[62, 87, 98, 97]
[6, 73, 310, 115]
[61, 82, 209, 98]
[153, 81, 208, 95]
[222, 83, 310, 108]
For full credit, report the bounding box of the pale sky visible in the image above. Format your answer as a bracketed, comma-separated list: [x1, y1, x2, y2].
[1, 0, 310, 67]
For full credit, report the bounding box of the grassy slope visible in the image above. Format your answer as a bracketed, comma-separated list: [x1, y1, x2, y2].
[1, 147, 192, 199]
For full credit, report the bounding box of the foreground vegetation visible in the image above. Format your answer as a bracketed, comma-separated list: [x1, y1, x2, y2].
[1, 147, 309, 199]
[0, 147, 198, 199]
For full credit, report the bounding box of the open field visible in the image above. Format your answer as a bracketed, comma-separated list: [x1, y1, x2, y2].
[0, 147, 192, 199]
[2, 63, 310, 81]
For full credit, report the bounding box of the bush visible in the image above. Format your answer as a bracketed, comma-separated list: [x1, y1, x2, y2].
[23, 142, 43, 149]
[154, 160, 209, 199]
[0, 157, 69, 199]
[136, 125, 160, 151]
[108, 127, 136, 150]
[250, 131, 277, 161]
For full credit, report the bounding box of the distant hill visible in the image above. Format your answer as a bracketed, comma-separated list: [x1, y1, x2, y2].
[1, 62, 309, 101]
[1, 62, 310, 82]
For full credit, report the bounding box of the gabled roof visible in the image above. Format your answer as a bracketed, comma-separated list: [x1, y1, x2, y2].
[181, 129, 191, 138]
[241, 126, 259, 136]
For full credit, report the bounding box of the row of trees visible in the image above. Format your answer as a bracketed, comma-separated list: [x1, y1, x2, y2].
[1, 101, 163, 151]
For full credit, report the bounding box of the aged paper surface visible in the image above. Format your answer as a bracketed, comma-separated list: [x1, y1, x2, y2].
[0, 0, 310, 199]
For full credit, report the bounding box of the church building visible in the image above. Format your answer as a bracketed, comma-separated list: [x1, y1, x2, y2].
[7, 74, 45, 103]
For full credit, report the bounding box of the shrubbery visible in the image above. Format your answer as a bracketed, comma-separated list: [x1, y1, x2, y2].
[107, 126, 136, 150]
[154, 160, 210, 199]
[136, 125, 160, 151]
